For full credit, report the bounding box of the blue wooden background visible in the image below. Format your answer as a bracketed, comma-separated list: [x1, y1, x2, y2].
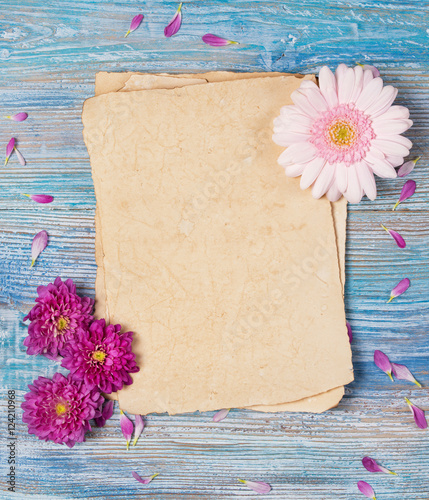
[0, 1, 428, 498]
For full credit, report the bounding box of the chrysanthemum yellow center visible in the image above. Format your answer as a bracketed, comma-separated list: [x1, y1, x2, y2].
[56, 316, 70, 333]
[328, 120, 356, 147]
[92, 350, 106, 363]
[55, 402, 68, 416]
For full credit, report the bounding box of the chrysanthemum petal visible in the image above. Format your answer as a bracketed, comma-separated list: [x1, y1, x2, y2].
[362, 456, 396, 475]
[94, 399, 115, 427]
[388, 278, 410, 302]
[392, 362, 421, 387]
[238, 479, 272, 495]
[202, 34, 239, 46]
[120, 410, 133, 450]
[393, 179, 416, 210]
[5, 137, 15, 166]
[346, 321, 353, 343]
[30, 230, 48, 268]
[213, 408, 230, 422]
[312, 162, 335, 199]
[300, 156, 326, 190]
[164, 3, 182, 37]
[6, 112, 28, 122]
[405, 397, 428, 429]
[381, 224, 406, 248]
[23, 194, 54, 204]
[374, 350, 394, 381]
[14, 147, 26, 166]
[132, 471, 159, 485]
[397, 156, 420, 177]
[357, 480, 376, 499]
[133, 414, 145, 446]
[125, 14, 144, 37]
[355, 77, 383, 111]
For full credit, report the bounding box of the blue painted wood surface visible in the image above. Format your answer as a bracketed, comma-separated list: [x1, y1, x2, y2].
[0, 1, 428, 498]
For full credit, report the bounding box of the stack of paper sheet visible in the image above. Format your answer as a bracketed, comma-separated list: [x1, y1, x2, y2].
[82, 71, 353, 416]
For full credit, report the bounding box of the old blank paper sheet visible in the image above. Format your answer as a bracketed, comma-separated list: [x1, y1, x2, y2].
[83, 74, 353, 415]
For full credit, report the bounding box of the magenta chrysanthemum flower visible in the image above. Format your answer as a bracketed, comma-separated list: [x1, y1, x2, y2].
[22, 372, 103, 448]
[61, 319, 139, 394]
[273, 64, 413, 203]
[23, 277, 94, 359]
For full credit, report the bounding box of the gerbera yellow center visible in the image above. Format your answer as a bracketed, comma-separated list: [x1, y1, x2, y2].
[56, 316, 70, 333]
[328, 120, 357, 147]
[55, 402, 68, 416]
[92, 350, 106, 363]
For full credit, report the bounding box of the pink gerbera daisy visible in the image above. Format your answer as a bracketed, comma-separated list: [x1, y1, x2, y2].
[273, 64, 413, 203]
[23, 277, 94, 359]
[61, 319, 139, 394]
[22, 372, 103, 448]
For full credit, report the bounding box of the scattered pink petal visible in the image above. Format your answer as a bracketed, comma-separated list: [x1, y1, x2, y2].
[393, 179, 416, 210]
[132, 471, 159, 485]
[164, 3, 182, 37]
[392, 362, 421, 387]
[381, 224, 406, 248]
[346, 321, 353, 343]
[362, 457, 397, 475]
[238, 479, 271, 495]
[23, 194, 54, 204]
[30, 230, 48, 268]
[202, 34, 239, 46]
[95, 399, 115, 427]
[5, 138, 15, 166]
[133, 414, 145, 446]
[388, 278, 410, 303]
[374, 350, 393, 382]
[5, 112, 28, 122]
[360, 64, 380, 77]
[125, 14, 144, 37]
[213, 408, 230, 422]
[405, 397, 428, 429]
[398, 156, 420, 177]
[357, 480, 377, 499]
[14, 147, 26, 166]
[120, 410, 134, 450]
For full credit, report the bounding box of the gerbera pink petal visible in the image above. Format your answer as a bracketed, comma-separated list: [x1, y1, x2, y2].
[312, 162, 336, 199]
[14, 147, 26, 166]
[392, 362, 421, 387]
[326, 180, 342, 202]
[362, 68, 375, 86]
[349, 65, 364, 102]
[291, 90, 320, 117]
[277, 142, 317, 167]
[372, 138, 410, 158]
[164, 3, 182, 37]
[355, 77, 383, 111]
[357, 480, 377, 499]
[343, 164, 362, 203]
[368, 157, 397, 178]
[213, 408, 230, 422]
[386, 155, 406, 168]
[318, 66, 338, 107]
[361, 64, 380, 77]
[284, 163, 307, 177]
[405, 397, 428, 429]
[359, 163, 377, 201]
[238, 479, 272, 495]
[398, 156, 420, 177]
[300, 157, 326, 190]
[365, 86, 398, 118]
[133, 414, 145, 446]
[338, 67, 355, 103]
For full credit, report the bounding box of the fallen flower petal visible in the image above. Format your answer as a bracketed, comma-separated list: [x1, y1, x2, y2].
[213, 408, 230, 422]
[405, 397, 428, 429]
[30, 230, 48, 268]
[362, 456, 397, 475]
[398, 156, 420, 177]
[164, 3, 182, 37]
[23, 194, 54, 204]
[5, 112, 28, 122]
[381, 224, 406, 248]
[14, 147, 26, 166]
[358, 480, 377, 499]
[95, 399, 115, 427]
[374, 350, 393, 381]
[388, 278, 410, 303]
[393, 179, 416, 210]
[357, 63, 380, 78]
[125, 14, 144, 37]
[5, 138, 15, 166]
[392, 362, 421, 387]
[133, 414, 145, 446]
[202, 34, 239, 46]
[346, 321, 353, 343]
[132, 472, 159, 485]
[120, 410, 134, 450]
[238, 479, 271, 495]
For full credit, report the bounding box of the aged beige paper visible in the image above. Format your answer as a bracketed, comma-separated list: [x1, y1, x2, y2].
[83, 75, 353, 415]
[93, 72, 348, 414]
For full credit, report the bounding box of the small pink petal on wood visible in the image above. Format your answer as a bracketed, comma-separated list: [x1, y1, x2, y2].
[238, 479, 271, 495]
[133, 414, 145, 446]
[120, 410, 134, 450]
[357, 480, 377, 499]
[397, 156, 420, 177]
[362, 456, 397, 475]
[213, 408, 230, 422]
[30, 230, 48, 268]
[125, 14, 144, 37]
[361, 64, 380, 77]
[393, 179, 416, 210]
[381, 224, 406, 248]
[392, 362, 421, 387]
[14, 147, 26, 166]
[5, 112, 28, 122]
[132, 471, 159, 485]
[23, 194, 54, 204]
[5, 138, 15, 166]
[374, 350, 393, 381]
[388, 278, 410, 303]
[202, 34, 239, 46]
[95, 399, 115, 427]
[164, 3, 182, 37]
[405, 397, 428, 429]
[346, 321, 353, 343]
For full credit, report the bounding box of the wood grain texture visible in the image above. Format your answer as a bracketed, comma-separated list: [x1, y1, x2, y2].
[0, 1, 428, 498]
